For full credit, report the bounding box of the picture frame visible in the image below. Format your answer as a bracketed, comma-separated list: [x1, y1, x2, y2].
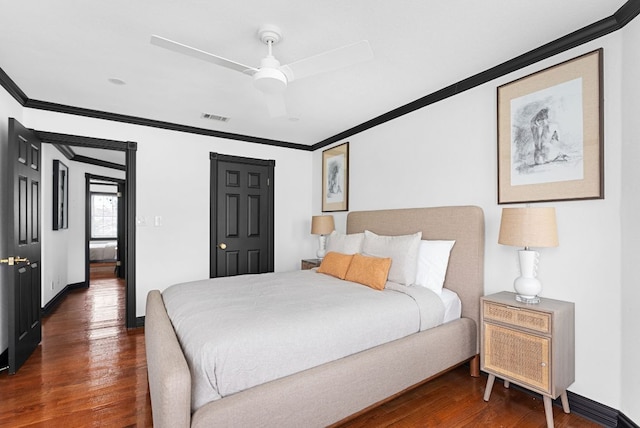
[497, 49, 604, 204]
[322, 142, 349, 212]
[53, 160, 69, 230]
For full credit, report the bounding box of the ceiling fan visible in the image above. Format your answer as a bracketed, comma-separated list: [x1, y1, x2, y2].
[150, 25, 374, 117]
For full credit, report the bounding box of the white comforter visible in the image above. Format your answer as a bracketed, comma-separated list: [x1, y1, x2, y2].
[162, 269, 445, 411]
[89, 241, 117, 261]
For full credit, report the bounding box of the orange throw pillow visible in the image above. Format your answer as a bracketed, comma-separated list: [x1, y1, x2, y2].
[317, 252, 354, 280]
[344, 253, 392, 290]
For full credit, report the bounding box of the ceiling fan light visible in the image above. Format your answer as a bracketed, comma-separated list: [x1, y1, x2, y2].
[253, 68, 287, 94]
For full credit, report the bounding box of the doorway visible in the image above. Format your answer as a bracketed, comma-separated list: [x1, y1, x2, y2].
[35, 130, 138, 328]
[85, 175, 126, 283]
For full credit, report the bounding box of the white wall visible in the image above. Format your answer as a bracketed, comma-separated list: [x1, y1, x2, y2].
[313, 33, 631, 412]
[0, 87, 25, 353]
[620, 14, 640, 423]
[41, 144, 70, 304]
[21, 109, 315, 317]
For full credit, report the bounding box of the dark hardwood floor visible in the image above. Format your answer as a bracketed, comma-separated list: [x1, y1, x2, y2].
[338, 368, 600, 428]
[0, 268, 600, 427]
[0, 266, 152, 427]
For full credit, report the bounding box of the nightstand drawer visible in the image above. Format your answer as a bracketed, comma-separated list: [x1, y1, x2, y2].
[484, 323, 551, 393]
[483, 301, 551, 334]
[301, 259, 321, 270]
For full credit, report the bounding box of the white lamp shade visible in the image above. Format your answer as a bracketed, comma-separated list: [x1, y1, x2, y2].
[498, 207, 558, 248]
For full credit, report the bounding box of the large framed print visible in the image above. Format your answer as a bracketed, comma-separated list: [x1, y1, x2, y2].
[497, 49, 604, 204]
[322, 142, 349, 212]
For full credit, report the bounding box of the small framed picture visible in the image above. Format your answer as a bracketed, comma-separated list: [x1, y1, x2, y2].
[322, 142, 349, 212]
[53, 160, 69, 230]
[497, 49, 604, 204]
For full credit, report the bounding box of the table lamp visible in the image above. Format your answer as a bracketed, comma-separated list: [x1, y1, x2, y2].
[311, 215, 335, 259]
[498, 207, 558, 303]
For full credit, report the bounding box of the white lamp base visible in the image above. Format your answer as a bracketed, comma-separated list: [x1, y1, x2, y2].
[316, 235, 327, 259]
[515, 295, 541, 304]
[514, 250, 542, 304]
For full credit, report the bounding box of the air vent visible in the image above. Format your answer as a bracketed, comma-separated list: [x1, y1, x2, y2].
[201, 113, 230, 122]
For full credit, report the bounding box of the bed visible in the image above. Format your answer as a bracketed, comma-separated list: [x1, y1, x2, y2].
[145, 205, 485, 428]
[89, 240, 118, 262]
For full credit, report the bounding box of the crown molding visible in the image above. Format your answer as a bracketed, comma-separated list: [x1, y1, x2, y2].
[24, 99, 310, 151]
[72, 155, 126, 171]
[52, 143, 76, 160]
[313, 0, 640, 150]
[0, 66, 27, 104]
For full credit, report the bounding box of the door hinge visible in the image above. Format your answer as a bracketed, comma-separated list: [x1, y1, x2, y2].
[267, 178, 270, 186]
[117, 192, 123, 197]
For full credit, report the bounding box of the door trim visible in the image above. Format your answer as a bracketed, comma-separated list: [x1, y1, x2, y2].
[209, 153, 275, 278]
[34, 131, 138, 329]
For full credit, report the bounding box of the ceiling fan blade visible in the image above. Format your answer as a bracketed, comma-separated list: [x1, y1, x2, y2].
[150, 35, 258, 75]
[263, 92, 287, 118]
[280, 40, 373, 82]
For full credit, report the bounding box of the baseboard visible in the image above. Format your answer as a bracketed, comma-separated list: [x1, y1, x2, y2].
[619, 412, 640, 428]
[0, 348, 8, 372]
[136, 316, 145, 328]
[500, 375, 638, 427]
[564, 390, 619, 426]
[42, 281, 88, 316]
[68, 281, 88, 289]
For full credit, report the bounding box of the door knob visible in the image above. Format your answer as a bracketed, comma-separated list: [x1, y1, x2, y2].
[0, 256, 30, 266]
[217, 243, 227, 250]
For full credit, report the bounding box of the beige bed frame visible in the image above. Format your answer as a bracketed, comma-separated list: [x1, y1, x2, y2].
[145, 206, 485, 428]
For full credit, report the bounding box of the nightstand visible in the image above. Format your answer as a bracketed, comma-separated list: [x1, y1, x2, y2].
[301, 259, 321, 270]
[481, 291, 575, 428]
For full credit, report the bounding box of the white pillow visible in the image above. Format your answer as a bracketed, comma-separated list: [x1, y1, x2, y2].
[362, 230, 422, 285]
[414, 240, 455, 295]
[325, 231, 364, 255]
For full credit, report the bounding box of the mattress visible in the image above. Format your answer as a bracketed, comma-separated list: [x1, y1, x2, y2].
[162, 269, 449, 411]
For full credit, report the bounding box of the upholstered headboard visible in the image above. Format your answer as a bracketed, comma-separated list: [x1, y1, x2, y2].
[347, 206, 485, 336]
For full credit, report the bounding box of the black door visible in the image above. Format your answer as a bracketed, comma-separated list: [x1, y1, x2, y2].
[210, 153, 274, 277]
[3, 118, 42, 374]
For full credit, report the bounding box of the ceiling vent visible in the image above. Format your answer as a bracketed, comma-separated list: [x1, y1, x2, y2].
[201, 113, 230, 122]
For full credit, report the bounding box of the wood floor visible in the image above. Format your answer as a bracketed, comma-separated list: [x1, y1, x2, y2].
[0, 266, 152, 427]
[0, 269, 601, 428]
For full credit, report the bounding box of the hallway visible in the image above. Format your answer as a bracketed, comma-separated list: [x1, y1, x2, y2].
[0, 268, 153, 427]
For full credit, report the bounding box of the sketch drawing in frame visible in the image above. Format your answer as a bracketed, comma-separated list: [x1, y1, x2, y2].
[322, 142, 349, 212]
[497, 49, 603, 204]
[53, 159, 69, 230]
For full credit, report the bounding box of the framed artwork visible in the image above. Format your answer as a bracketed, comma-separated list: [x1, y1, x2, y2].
[53, 160, 69, 230]
[322, 142, 349, 212]
[497, 49, 604, 204]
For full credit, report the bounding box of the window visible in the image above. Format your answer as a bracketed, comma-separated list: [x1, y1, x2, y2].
[91, 193, 118, 239]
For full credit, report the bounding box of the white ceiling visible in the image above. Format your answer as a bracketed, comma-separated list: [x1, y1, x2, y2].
[0, 1, 626, 148]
